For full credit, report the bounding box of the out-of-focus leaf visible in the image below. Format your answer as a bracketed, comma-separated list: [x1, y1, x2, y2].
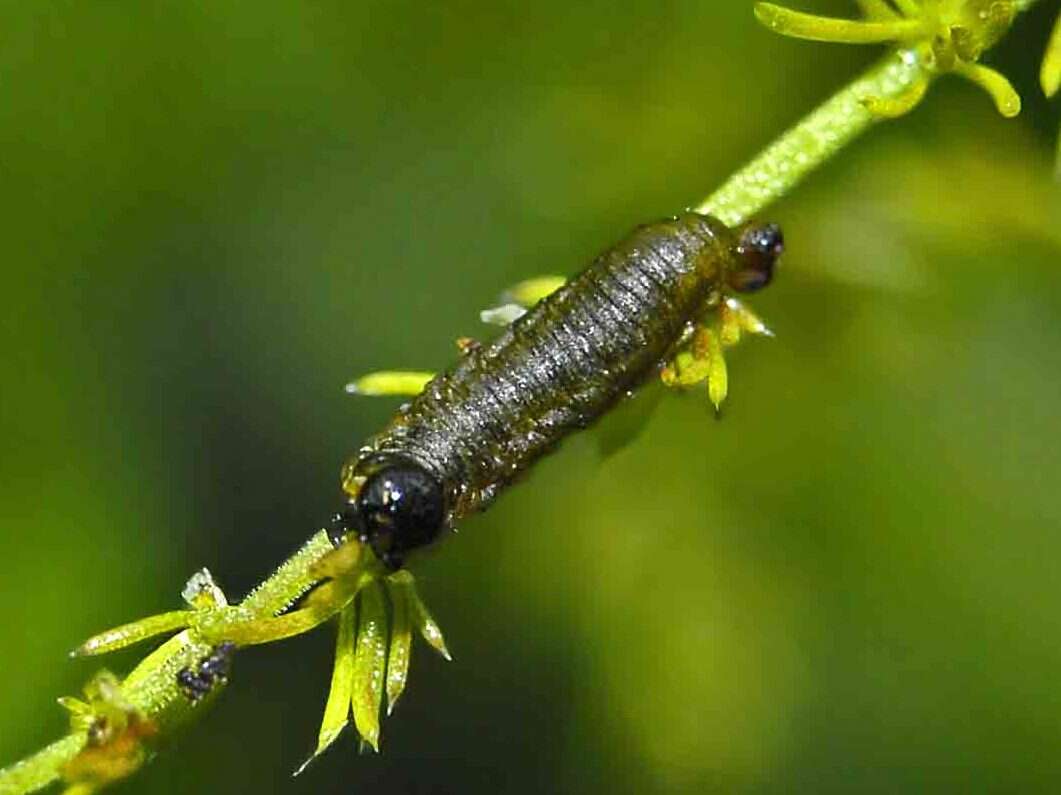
[345, 371, 434, 397]
[1039, 9, 1060, 97]
[480, 303, 527, 326]
[503, 275, 567, 307]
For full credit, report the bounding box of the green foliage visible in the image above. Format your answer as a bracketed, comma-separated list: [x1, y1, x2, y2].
[1, 534, 449, 794]
[1045, 10, 1061, 95]
[305, 571, 451, 763]
[0, 2, 1056, 794]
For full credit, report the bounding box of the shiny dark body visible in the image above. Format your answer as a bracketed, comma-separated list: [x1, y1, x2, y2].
[344, 214, 744, 544]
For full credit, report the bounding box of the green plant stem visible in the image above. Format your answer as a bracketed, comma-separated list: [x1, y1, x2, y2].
[696, 48, 927, 225]
[0, 739, 85, 795]
[0, 3, 1044, 792]
[700, 0, 1047, 223]
[0, 533, 333, 795]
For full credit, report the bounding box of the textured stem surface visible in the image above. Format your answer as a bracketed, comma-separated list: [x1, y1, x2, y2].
[697, 48, 926, 225]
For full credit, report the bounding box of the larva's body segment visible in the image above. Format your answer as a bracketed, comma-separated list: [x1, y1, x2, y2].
[345, 213, 737, 526]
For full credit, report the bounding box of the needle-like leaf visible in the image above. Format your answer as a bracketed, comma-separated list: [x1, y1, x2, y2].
[298, 604, 358, 774]
[385, 580, 413, 716]
[502, 276, 567, 307]
[345, 371, 434, 397]
[351, 584, 388, 751]
[1042, 11, 1061, 98]
[390, 571, 451, 660]
[71, 611, 194, 658]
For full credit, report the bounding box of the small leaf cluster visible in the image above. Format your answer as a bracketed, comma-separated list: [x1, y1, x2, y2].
[754, 0, 1052, 118]
[302, 570, 450, 768]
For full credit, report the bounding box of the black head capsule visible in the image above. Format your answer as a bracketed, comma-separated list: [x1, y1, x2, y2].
[728, 222, 783, 293]
[333, 456, 447, 570]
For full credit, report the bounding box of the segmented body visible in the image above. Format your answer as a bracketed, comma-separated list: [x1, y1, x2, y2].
[346, 212, 737, 522]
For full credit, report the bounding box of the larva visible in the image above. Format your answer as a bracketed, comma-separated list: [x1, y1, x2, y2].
[333, 213, 783, 568]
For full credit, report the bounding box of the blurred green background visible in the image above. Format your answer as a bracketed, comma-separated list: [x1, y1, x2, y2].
[2, 2, 1059, 793]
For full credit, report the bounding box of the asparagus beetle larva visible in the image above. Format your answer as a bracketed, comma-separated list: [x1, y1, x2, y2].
[332, 213, 782, 569]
